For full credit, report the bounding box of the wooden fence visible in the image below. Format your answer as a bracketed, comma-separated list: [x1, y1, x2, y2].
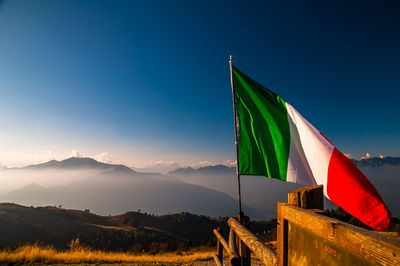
[213, 185, 400, 265]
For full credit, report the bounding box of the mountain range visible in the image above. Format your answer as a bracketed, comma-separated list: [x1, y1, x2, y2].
[132, 161, 182, 175]
[167, 156, 400, 219]
[0, 158, 259, 219]
[0, 156, 399, 221]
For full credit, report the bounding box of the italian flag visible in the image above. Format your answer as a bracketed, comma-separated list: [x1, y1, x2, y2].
[232, 65, 391, 231]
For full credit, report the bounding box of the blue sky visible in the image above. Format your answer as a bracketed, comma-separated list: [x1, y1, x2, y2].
[0, 0, 399, 167]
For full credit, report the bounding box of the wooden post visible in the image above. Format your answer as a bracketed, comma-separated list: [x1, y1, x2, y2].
[287, 185, 324, 210]
[277, 202, 288, 266]
[229, 228, 237, 255]
[217, 228, 223, 265]
[237, 214, 251, 266]
[278, 185, 324, 266]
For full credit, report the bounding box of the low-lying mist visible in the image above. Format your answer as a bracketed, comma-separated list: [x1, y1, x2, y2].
[0, 169, 99, 193]
[0, 158, 243, 218]
[0, 157, 398, 221]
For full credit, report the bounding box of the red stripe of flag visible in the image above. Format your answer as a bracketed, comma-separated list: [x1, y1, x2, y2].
[327, 148, 391, 230]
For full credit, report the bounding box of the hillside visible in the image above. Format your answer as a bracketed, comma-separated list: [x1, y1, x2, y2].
[0, 203, 275, 252]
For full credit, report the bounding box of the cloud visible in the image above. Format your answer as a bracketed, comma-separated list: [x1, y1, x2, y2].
[222, 160, 237, 167]
[344, 153, 351, 159]
[190, 159, 237, 168]
[70, 150, 83, 158]
[147, 160, 179, 166]
[191, 160, 213, 168]
[379, 155, 384, 158]
[33, 150, 56, 164]
[93, 152, 113, 164]
[361, 153, 371, 160]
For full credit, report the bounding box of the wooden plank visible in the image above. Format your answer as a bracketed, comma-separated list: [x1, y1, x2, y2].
[287, 185, 323, 209]
[287, 221, 376, 266]
[377, 231, 400, 240]
[335, 224, 400, 265]
[213, 254, 222, 266]
[228, 218, 277, 265]
[280, 203, 338, 240]
[280, 204, 400, 265]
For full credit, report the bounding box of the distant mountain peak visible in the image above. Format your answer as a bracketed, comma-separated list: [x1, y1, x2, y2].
[168, 167, 196, 175]
[168, 164, 235, 176]
[198, 164, 232, 171]
[132, 161, 182, 174]
[21, 183, 45, 190]
[22, 157, 136, 173]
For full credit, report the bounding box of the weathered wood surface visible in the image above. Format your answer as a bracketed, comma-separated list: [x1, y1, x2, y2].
[213, 229, 239, 265]
[377, 231, 400, 240]
[287, 184, 323, 209]
[228, 218, 277, 266]
[279, 203, 400, 265]
[288, 221, 377, 266]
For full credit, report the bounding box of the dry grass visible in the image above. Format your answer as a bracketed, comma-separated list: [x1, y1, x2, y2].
[0, 243, 214, 264]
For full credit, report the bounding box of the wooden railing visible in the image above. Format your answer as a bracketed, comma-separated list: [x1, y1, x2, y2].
[213, 185, 400, 265]
[213, 215, 277, 265]
[213, 227, 239, 265]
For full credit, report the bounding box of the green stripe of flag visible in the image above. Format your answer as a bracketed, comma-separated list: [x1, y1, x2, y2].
[233, 66, 291, 180]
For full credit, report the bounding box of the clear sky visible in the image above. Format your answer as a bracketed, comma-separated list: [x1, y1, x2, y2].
[0, 0, 399, 167]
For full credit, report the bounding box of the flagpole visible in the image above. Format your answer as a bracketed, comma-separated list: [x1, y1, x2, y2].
[229, 55, 243, 220]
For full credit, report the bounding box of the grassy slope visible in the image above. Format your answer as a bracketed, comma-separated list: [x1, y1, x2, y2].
[0, 244, 214, 265]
